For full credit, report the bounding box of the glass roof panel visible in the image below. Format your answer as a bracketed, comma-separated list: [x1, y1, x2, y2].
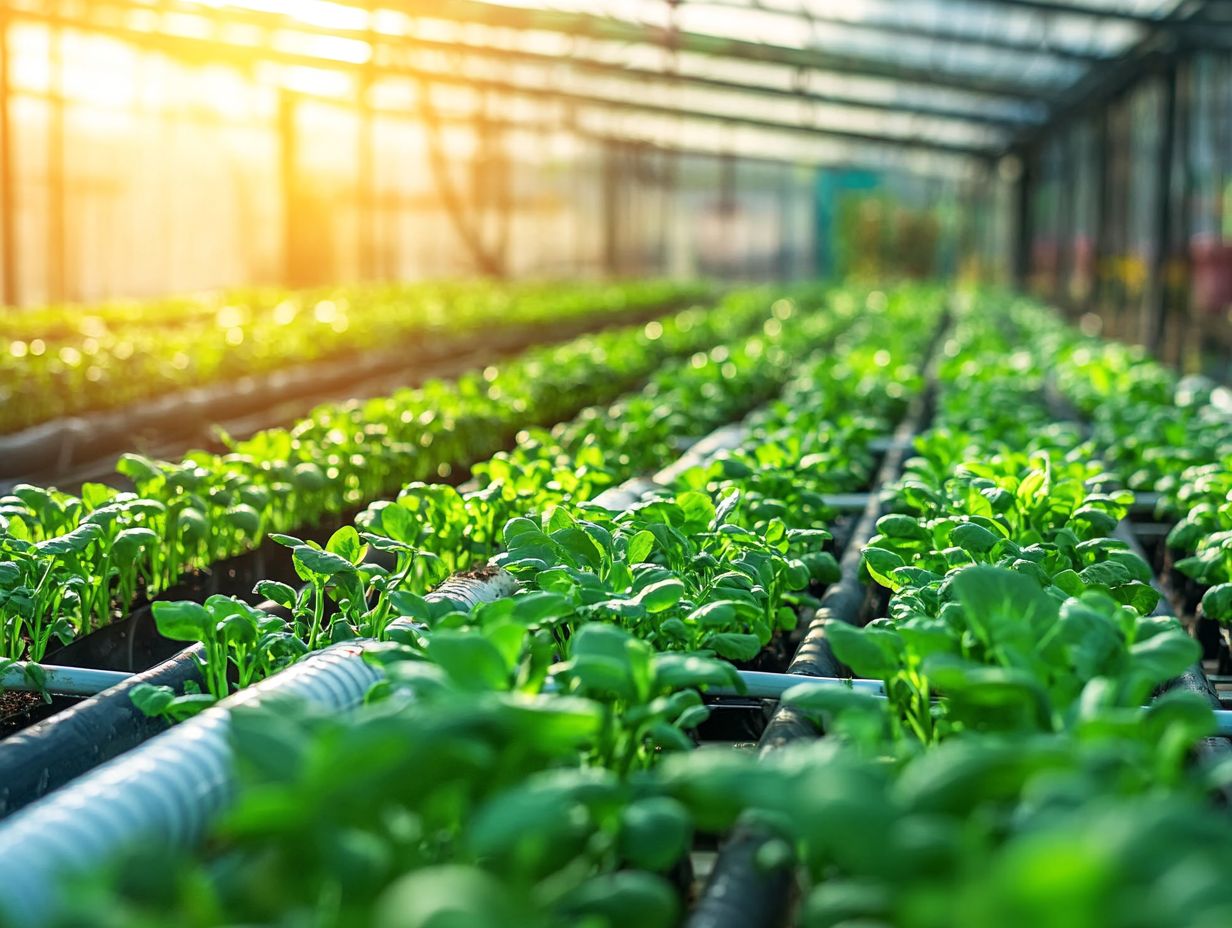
[62, 0, 1206, 169]
[573, 106, 986, 178]
[686, 0, 1147, 59]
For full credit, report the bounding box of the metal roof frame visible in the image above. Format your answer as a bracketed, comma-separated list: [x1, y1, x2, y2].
[130, 0, 1046, 131]
[17, 4, 997, 163]
[387, 0, 1074, 102]
[681, 0, 1111, 63]
[959, 0, 1181, 24]
[1006, 0, 1213, 151]
[21, 0, 1230, 169]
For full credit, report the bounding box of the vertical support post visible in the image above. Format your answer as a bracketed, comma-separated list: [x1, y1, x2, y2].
[601, 141, 620, 276]
[1172, 58, 1195, 368]
[1014, 149, 1033, 290]
[47, 13, 66, 302]
[1147, 62, 1178, 353]
[0, 2, 16, 305]
[1089, 108, 1110, 315]
[278, 89, 299, 288]
[357, 3, 376, 281]
[777, 164, 791, 282]
[719, 152, 736, 279]
[1056, 132, 1078, 312]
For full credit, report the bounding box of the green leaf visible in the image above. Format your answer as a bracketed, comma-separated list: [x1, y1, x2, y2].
[704, 632, 761, 662]
[1202, 584, 1232, 624]
[129, 682, 175, 717]
[1113, 581, 1161, 616]
[326, 525, 366, 565]
[556, 872, 679, 928]
[949, 565, 1058, 648]
[426, 630, 511, 691]
[503, 517, 543, 545]
[876, 513, 929, 540]
[375, 865, 528, 928]
[635, 578, 685, 614]
[626, 530, 656, 564]
[619, 797, 692, 871]
[116, 453, 161, 484]
[378, 502, 417, 544]
[112, 527, 159, 558]
[1052, 568, 1085, 597]
[1068, 506, 1119, 537]
[653, 654, 741, 692]
[293, 545, 357, 578]
[687, 600, 738, 629]
[35, 523, 104, 556]
[949, 522, 999, 555]
[1079, 560, 1133, 589]
[554, 526, 606, 571]
[151, 600, 213, 641]
[1129, 630, 1201, 688]
[510, 591, 570, 625]
[826, 621, 901, 679]
[678, 490, 717, 532]
[863, 547, 906, 590]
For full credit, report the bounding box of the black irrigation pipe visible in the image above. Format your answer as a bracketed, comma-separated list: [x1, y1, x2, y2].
[0, 643, 205, 818]
[686, 387, 931, 928]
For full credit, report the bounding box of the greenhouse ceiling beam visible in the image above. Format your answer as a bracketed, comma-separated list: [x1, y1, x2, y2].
[684, 0, 1108, 63]
[385, 0, 1067, 102]
[488, 84, 997, 160]
[81, 0, 1046, 131]
[390, 36, 1040, 131]
[1006, 0, 1209, 151]
[19, 7, 996, 163]
[957, 0, 1174, 24]
[575, 134, 985, 181]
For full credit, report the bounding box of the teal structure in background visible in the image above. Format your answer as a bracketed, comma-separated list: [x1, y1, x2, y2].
[815, 167, 881, 278]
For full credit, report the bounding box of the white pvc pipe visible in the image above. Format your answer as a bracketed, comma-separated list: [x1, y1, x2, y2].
[727, 670, 886, 699]
[1, 664, 131, 697]
[0, 568, 519, 928]
[721, 670, 1232, 737]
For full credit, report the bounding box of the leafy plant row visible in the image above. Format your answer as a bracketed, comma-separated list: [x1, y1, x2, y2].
[754, 298, 1232, 926]
[55, 286, 942, 927]
[1001, 298, 1232, 625]
[136, 287, 935, 717]
[0, 279, 709, 434]
[0, 289, 778, 662]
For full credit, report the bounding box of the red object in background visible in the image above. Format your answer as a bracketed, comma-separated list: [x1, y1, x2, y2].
[1073, 235, 1093, 282]
[1190, 234, 1232, 314]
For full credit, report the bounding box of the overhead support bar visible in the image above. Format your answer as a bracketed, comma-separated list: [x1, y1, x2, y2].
[959, 0, 1181, 24]
[1005, 0, 1208, 152]
[16, 7, 999, 162]
[390, 39, 1043, 130]
[389, 0, 1070, 102]
[52, 0, 1050, 131]
[683, 0, 1110, 62]
[1146, 61, 1178, 354]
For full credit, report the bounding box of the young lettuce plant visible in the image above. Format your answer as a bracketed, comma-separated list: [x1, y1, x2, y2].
[133, 594, 305, 721]
[492, 490, 816, 661]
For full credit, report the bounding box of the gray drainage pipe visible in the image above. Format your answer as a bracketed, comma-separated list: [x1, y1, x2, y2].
[0, 569, 515, 928]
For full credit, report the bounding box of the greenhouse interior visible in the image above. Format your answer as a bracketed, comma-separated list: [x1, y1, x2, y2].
[1, 1, 1232, 926]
